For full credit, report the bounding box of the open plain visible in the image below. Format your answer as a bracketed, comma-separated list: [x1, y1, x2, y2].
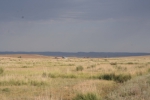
[0, 54, 150, 100]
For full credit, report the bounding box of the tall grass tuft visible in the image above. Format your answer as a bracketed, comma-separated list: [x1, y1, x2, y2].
[73, 93, 101, 100]
[147, 68, 150, 73]
[0, 67, 4, 74]
[110, 62, 117, 65]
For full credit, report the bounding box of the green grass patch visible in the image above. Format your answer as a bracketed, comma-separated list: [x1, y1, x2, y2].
[0, 80, 47, 86]
[99, 73, 131, 83]
[48, 73, 77, 78]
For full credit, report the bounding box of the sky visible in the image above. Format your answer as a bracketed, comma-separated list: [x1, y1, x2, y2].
[0, 0, 150, 52]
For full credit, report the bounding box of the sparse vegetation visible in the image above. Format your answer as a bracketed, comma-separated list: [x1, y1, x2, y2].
[48, 73, 77, 78]
[18, 56, 22, 58]
[148, 68, 150, 73]
[73, 93, 100, 100]
[105, 74, 150, 100]
[2, 88, 10, 92]
[110, 62, 117, 65]
[22, 66, 28, 68]
[0, 67, 4, 74]
[42, 72, 47, 77]
[127, 62, 134, 64]
[99, 73, 131, 83]
[0, 55, 150, 100]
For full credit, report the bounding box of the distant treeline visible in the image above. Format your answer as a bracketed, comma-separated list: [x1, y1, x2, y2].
[0, 52, 150, 58]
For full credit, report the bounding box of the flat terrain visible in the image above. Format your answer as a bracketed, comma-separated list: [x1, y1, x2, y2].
[0, 54, 150, 100]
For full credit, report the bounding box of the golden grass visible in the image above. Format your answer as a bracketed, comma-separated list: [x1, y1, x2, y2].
[0, 54, 150, 100]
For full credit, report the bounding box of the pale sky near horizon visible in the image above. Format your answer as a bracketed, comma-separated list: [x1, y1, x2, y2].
[0, 0, 150, 52]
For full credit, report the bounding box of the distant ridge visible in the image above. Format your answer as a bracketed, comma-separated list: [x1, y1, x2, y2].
[0, 52, 150, 58]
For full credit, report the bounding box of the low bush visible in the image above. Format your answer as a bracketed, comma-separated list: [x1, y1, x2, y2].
[113, 66, 127, 71]
[99, 73, 115, 80]
[87, 65, 96, 69]
[73, 93, 100, 100]
[113, 74, 131, 83]
[18, 56, 22, 58]
[136, 71, 143, 76]
[148, 68, 150, 73]
[127, 62, 134, 64]
[22, 66, 28, 68]
[0, 80, 27, 86]
[62, 74, 77, 78]
[2, 88, 10, 92]
[0, 67, 4, 74]
[76, 66, 84, 71]
[105, 74, 150, 100]
[48, 73, 77, 78]
[110, 62, 117, 65]
[91, 65, 96, 68]
[29, 80, 47, 86]
[48, 73, 57, 78]
[42, 72, 47, 77]
[99, 73, 131, 83]
[0, 80, 47, 86]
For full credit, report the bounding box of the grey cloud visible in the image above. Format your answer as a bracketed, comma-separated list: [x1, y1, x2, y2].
[0, 0, 150, 21]
[0, 0, 150, 52]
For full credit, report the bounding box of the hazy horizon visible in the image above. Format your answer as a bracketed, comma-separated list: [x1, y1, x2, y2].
[0, 51, 150, 53]
[0, 0, 150, 53]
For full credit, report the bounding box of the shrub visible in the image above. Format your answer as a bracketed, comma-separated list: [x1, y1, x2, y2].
[0, 80, 27, 86]
[91, 65, 96, 68]
[22, 66, 28, 68]
[0, 67, 4, 74]
[2, 88, 10, 92]
[105, 74, 150, 100]
[48, 73, 77, 78]
[113, 74, 131, 83]
[147, 68, 150, 73]
[48, 73, 57, 78]
[68, 63, 75, 66]
[87, 65, 96, 69]
[42, 72, 47, 77]
[127, 62, 134, 64]
[18, 56, 22, 58]
[136, 71, 143, 76]
[99, 73, 131, 83]
[76, 66, 84, 71]
[110, 62, 117, 65]
[73, 93, 100, 100]
[29, 80, 47, 86]
[113, 66, 127, 71]
[99, 73, 115, 80]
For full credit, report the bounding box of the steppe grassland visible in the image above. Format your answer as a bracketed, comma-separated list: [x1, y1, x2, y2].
[0, 55, 150, 100]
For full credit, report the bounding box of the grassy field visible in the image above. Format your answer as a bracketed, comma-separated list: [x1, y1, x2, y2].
[0, 54, 150, 100]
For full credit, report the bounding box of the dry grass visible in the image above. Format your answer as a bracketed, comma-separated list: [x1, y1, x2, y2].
[0, 54, 150, 100]
[105, 74, 150, 100]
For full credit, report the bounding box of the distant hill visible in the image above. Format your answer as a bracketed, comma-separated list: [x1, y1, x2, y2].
[0, 52, 150, 58]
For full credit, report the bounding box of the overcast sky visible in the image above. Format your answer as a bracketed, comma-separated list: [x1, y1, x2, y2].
[0, 0, 150, 52]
